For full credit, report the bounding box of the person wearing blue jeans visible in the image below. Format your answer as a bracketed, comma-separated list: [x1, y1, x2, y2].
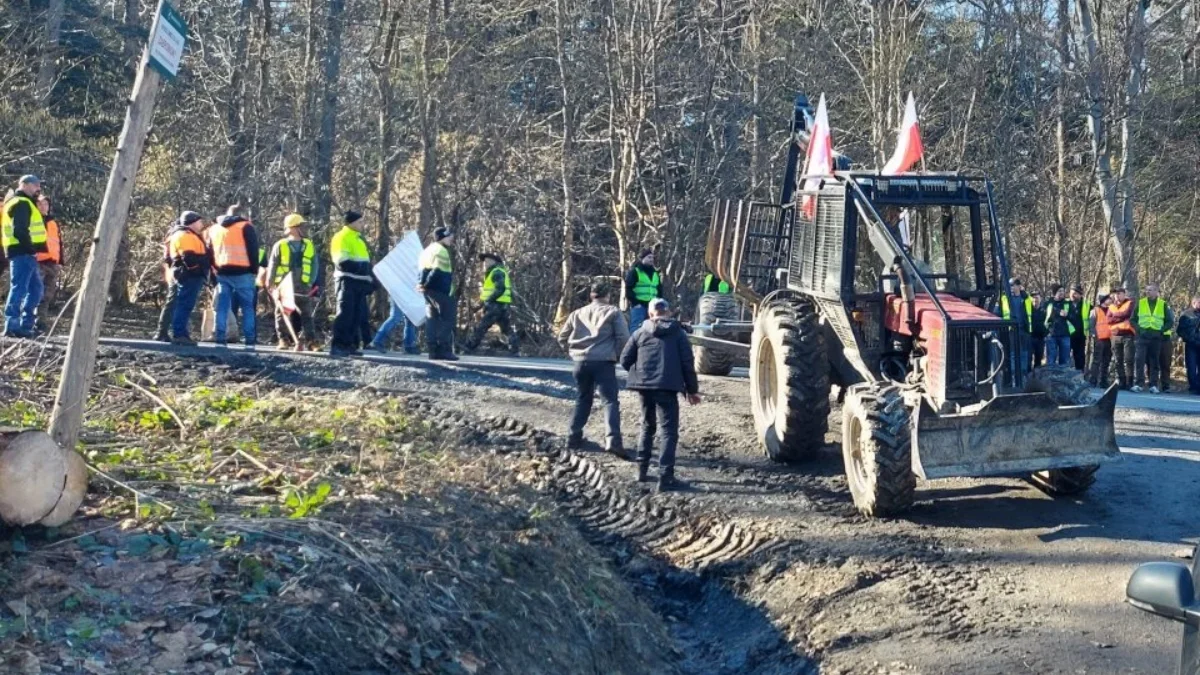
[215, 274, 257, 345]
[164, 211, 212, 345]
[208, 211, 261, 347]
[4, 254, 43, 337]
[369, 298, 419, 354]
[1043, 284, 1074, 367]
[3, 176, 48, 337]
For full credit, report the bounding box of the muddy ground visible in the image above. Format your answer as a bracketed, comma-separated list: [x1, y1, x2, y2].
[6, 333, 1199, 674]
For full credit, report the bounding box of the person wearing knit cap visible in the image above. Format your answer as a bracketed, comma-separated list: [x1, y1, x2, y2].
[155, 211, 207, 341]
[329, 210, 375, 356]
[623, 248, 663, 334]
[464, 252, 519, 355]
[418, 226, 458, 360]
[164, 211, 212, 345]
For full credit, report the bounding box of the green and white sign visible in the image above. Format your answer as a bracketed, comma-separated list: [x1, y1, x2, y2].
[147, 1, 188, 80]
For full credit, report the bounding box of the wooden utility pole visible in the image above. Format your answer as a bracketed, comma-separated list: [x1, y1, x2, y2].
[49, 1, 187, 452]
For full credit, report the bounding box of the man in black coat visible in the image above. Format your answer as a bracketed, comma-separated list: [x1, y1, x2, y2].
[620, 298, 701, 491]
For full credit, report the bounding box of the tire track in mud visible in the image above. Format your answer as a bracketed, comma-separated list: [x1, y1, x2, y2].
[377, 388, 1009, 673]
[391, 391, 817, 674]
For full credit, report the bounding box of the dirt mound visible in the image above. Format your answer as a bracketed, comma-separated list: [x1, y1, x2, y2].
[0, 344, 675, 674]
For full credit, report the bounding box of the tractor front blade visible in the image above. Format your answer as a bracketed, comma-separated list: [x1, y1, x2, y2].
[911, 385, 1120, 480]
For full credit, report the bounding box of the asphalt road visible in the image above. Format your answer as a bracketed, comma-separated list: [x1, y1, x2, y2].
[92, 336, 1199, 415]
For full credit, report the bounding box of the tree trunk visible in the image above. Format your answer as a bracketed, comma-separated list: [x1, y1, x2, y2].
[553, 0, 577, 323]
[227, 0, 253, 202]
[1054, 0, 1070, 282]
[311, 0, 346, 226]
[1115, 0, 1147, 294]
[1074, 0, 1138, 296]
[373, 6, 403, 254]
[417, 0, 443, 235]
[36, 0, 66, 102]
[108, 0, 143, 306]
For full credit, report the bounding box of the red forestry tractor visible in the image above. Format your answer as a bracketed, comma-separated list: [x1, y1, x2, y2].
[689, 94, 1120, 517]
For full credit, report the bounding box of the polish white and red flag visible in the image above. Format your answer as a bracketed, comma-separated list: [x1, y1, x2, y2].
[800, 94, 834, 219]
[882, 92, 924, 175]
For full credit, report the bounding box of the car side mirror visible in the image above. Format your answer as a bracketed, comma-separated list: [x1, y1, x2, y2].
[1127, 561, 1200, 624]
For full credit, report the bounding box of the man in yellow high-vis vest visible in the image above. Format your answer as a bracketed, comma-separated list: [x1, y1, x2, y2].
[329, 211, 375, 357]
[266, 213, 323, 351]
[464, 253, 519, 355]
[1131, 283, 1175, 393]
[624, 248, 663, 333]
[418, 227, 457, 361]
[3, 176, 48, 338]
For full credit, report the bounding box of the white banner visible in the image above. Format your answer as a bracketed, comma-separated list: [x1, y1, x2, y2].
[373, 231, 428, 327]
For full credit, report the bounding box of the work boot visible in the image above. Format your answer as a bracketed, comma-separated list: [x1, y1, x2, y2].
[657, 469, 683, 493]
[1149, 386, 1160, 394]
[367, 342, 387, 354]
[606, 441, 631, 461]
[154, 333, 171, 343]
[1131, 385, 1143, 393]
[636, 462, 650, 483]
[566, 434, 583, 450]
[276, 339, 291, 350]
[171, 336, 197, 347]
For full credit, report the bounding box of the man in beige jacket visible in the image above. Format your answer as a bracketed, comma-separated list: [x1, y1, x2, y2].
[558, 282, 631, 458]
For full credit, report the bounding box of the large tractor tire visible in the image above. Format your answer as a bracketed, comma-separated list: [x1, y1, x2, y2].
[749, 298, 830, 463]
[1024, 366, 1099, 496]
[841, 384, 916, 517]
[693, 292, 738, 376]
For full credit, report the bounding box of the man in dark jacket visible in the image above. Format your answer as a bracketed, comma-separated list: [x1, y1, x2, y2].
[1043, 284, 1074, 366]
[165, 212, 212, 345]
[1030, 291, 1047, 368]
[558, 282, 630, 456]
[1179, 296, 1200, 395]
[620, 298, 701, 491]
[624, 249, 663, 333]
[418, 227, 457, 360]
[1067, 284, 1087, 371]
[3, 176, 48, 338]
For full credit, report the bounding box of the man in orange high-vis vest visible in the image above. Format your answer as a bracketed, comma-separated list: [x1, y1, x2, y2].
[1106, 286, 1135, 390]
[34, 195, 63, 330]
[207, 210, 261, 348]
[1087, 294, 1113, 387]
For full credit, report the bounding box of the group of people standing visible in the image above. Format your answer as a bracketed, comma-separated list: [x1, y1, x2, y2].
[1004, 278, 1200, 395]
[2, 175, 64, 338]
[153, 208, 522, 360]
[555, 248, 704, 492]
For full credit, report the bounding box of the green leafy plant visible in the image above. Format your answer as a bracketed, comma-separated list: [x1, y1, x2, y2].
[283, 483, 332, 519]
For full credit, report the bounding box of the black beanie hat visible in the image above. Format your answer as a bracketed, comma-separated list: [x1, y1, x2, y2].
[639, 248, 654, 259]
[344, 210, 362, 224]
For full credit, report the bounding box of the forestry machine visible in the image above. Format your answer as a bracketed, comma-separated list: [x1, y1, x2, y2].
[689, 93, 1120, 517]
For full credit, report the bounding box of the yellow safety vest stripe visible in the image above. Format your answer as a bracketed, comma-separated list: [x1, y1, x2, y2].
[331, 227, 369, 263]
[274, 238, 316, 285]
[1000, 294, 1033, 332]
[1138, 297, 1166, 331]
[634, 268, 660, 302]
[2, 196, 47, 249]
[419, 242, 453, 273]
[480, 266, 513, 303]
